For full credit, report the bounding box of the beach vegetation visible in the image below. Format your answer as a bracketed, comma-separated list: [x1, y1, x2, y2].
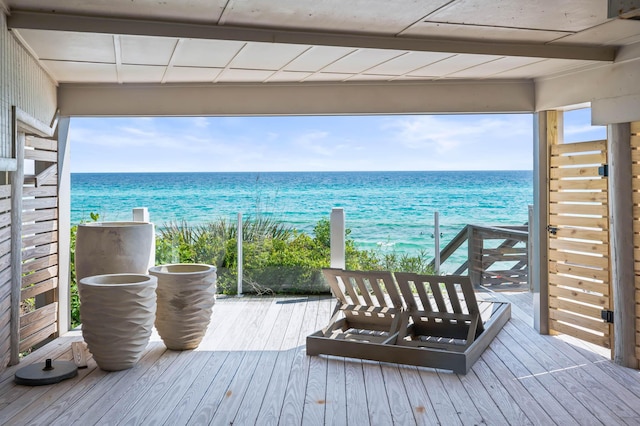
[68, 214, 433, 327]
[155, 216, 434, 295]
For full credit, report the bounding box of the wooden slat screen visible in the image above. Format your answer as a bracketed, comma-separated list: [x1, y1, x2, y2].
[549, 139, 612, 348]
[0, 184, 11, 367]
[631, 121, 640, 362]
[20, 135, 59, 352]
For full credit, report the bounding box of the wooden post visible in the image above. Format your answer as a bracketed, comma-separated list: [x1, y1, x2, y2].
[467, 226, 482, 287]
[532, 111, 561, 334]
[608, 122, 637, 368]
[330, 208, 345, 269]
[56, 117, 71, 336]
[9, 111, 24, 365]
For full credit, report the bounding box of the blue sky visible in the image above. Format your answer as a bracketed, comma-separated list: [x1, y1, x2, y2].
[69, 108, 606, 173]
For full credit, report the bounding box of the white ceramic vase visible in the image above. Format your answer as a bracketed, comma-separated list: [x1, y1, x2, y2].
[148, 263, 217, 350]
[75, 221, 155, 281]
[79, 273, 157, 371]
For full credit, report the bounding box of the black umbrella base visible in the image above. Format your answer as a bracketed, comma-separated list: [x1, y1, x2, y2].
[14, 359, 78, 386]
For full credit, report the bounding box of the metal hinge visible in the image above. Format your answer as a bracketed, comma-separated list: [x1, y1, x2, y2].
[547, 225, 558, 235]
[601, 309, 614, 324]
[598, 164, 608, 177]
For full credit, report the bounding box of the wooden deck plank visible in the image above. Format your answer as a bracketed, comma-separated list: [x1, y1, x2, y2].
[344, 359, 369, 426]
[471, 358, 532, 425]
[98, 297, 250, 425]
[380, 363, 417, 425]
[0, 347, 97, 424]
[255, 298, 313, 424]
[1, 294, 639, 425]
[50, 342, 167, 425]
[362, 362, 393, 425]
[279, 296, 322, 425]
[418, 369, 463, 425]
[435, 369, 485, 425]
[323, 357, 347, 426]
[501, 303, 628, 424]
[177, 297, 275, 424]
[457, 368, 510, 426]
[231, 300, 297, 426]
[302, 296, 333, 426]
[496, 326, 608, 426]
[398, 366, 439, 426]
[487, 338, 581, 425]
[159, 297, 251, 425]
[209, 298, 284, 425]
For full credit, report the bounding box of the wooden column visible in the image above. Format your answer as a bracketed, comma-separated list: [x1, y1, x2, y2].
[9, 110, 24, 365]
[532, 110, 562, 334]
[57, 117, 71, 335]
[608, 122, 637, 368]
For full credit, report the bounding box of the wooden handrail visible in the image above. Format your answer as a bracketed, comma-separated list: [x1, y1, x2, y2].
[430, 223, 529, 289]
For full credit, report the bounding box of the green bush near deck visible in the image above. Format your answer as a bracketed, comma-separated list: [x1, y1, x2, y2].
[69, 215, 433, 327]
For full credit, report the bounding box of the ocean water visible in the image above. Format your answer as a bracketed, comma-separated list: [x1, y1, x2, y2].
[71, 171, 533, 270]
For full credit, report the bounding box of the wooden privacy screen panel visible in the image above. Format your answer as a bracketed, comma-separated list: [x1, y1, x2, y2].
[632, 121, 640, 362]
[20, 135, 59, 353]
[0, 184, 11, 367]
[548, 139, 612, 349]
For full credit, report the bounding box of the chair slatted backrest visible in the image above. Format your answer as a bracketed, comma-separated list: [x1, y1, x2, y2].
[394, 273, 484, 335]
[322, 269, 403, 327]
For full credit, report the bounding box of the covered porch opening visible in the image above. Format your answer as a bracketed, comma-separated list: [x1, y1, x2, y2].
[1, 0, 640, 423]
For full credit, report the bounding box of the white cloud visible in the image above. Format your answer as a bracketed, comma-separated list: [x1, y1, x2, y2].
[293, 130, 333, 156]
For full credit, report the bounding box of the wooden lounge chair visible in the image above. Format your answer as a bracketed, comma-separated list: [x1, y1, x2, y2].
[394, 273, 483, 351]
[307, 269, 510, 374]
[393, 272, 510, 373]
[306, 269, 404, 358]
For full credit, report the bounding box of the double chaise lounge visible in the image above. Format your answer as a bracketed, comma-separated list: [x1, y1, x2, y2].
[306, 268, 511, 374]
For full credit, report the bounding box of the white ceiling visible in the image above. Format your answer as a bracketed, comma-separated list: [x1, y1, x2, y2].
[4, 0, 640, 85]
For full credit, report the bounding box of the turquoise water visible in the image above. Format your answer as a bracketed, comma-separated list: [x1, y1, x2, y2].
[71, 171, 532, 270]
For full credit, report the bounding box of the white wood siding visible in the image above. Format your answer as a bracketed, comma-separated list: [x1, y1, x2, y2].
[0, 12, 57, 160]
[0, 12, 57, 371]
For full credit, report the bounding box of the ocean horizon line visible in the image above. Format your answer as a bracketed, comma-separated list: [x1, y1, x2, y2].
[71, 169, 534, 174]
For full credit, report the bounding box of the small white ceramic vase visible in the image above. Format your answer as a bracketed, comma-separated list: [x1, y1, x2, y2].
[75, 221, 155, 281]
[79, 273, 157, 371]
[148, 263, 217, 350]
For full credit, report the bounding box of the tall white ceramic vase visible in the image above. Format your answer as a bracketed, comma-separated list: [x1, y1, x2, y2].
[75, 221, 155, 281]
[79, 273, 157, 371]
[148, 264, 217, 350]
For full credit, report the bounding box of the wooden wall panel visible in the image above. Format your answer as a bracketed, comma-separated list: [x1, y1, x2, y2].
[0, 11, 57, 373]
[631, 123, 640, 362]
[0, 14, 57, 160]
[548, 139, 612, 348]
[0, 184, 10, 369]
[20, 135, 59, 355]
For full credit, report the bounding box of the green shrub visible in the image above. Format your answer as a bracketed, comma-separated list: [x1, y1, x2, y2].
[69, 214, 435, 319]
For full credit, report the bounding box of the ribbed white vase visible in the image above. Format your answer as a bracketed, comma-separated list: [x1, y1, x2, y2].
[148, 264, 217, 350]
[79, 274, 157, 371]
[75, 221, 155, 282]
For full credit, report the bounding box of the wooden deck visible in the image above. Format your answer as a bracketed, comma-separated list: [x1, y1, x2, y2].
[1, 291, 640, 425]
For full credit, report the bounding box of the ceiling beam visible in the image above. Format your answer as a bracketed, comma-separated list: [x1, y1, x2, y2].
[7, 10, 616, 62]
[57, 80, 535, 116]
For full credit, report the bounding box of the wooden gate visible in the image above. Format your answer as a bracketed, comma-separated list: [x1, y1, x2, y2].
[548, 139, 612, 349]
[19, 134, 59, 353]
